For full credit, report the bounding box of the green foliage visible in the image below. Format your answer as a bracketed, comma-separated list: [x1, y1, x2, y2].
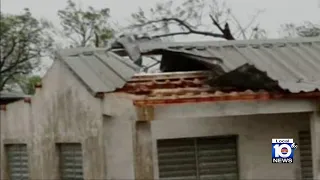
[0, 1, 114, 90]
[0, 8, 53, 91]
[14, 75, 41, 95]
[57, 0, 114, 47]
[23, 75, 41, 95]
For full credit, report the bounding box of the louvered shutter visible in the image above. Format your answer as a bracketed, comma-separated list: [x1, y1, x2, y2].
[299, 131, 313, 180]
[6, 144, 29, 180]
[157, 139, 197, 180]
[157, 136, 239, 180]
[59, 143, 84, 180]
[197, 136, 238, 180]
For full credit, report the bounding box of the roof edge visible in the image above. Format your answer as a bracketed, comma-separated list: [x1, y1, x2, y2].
[137, 37, 320, 49]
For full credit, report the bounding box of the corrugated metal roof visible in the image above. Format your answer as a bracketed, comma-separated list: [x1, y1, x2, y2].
[57, 48, 141, 95]
[115, 71, 320, 106]
[122, 37, 320, 93]
[0, 91, 29, 105]
[0, 91, 28, 99]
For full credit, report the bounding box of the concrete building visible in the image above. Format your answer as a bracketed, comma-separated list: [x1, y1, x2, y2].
[1, 37, 320, 180]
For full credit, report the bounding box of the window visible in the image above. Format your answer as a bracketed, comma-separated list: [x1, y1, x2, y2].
[157, 135, 239, 180]
[5, 144, 29, 180]
[58, 143, 84, 180]
[299, 131, 313, 180]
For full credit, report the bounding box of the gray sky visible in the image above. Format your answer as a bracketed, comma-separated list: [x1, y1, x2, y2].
[2, 0, 320, 76]
[2, 0, 320, 40]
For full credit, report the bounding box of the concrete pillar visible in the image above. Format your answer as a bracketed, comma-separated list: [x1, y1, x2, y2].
[83, 135, 106, 179]
[0, 110, 8, 180]
[310, 111, 320, 179]
[133, 121, 154, 180]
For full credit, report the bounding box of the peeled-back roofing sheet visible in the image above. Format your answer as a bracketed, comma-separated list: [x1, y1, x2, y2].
[127, 37, 320, 93]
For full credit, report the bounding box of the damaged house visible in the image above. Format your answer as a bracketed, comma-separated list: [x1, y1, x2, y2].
[1, 37, 320, 180]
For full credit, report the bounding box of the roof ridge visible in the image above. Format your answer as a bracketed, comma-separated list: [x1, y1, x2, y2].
[138, 37, 320, 49]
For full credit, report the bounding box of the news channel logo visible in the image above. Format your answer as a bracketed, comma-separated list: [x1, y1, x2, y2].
[272, 138, 298, 163]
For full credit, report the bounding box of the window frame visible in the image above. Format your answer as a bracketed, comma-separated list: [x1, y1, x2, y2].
[57, 143, 84, 180]
[156, 135, 239, 180]
[5, 143, 30, 180]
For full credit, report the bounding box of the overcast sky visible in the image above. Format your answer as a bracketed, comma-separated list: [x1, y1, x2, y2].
[1, 0, 320, 77]
[2, 0, 320, 40]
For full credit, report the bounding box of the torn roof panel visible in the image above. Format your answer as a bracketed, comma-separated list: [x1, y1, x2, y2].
[57, 48, 141, 95]
[213, 42, 320, 92]
[115, 37, 320, 93]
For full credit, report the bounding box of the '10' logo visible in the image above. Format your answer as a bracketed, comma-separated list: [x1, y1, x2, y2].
[272, 138, 298, 164]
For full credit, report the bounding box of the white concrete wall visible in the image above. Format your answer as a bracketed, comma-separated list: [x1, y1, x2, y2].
[100, 106, 310, 180]
[151, 113, 310, 180]
[0, 60, 106, 179]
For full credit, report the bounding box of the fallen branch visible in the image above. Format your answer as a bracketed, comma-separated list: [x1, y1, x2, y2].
[152, 30, 225, 39]
[132, 17, 231, 40]
[210, 14, 235, 40]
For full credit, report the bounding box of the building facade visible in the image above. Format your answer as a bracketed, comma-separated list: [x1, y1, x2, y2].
[1, 38, 320, 180]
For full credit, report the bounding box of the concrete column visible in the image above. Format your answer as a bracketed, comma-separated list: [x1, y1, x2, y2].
[0, 110, 8, 180]
[310, 111, 320, 179]
[133, 121, 154, 180]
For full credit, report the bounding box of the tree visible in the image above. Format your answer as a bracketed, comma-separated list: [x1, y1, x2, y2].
[0, 8, 53, 91]
[280, 22, 320, 38]
[57, 0, 114, 47]
[12, 75, 41, 95]
[297, 22, 320, 37]
[127, 0, 266, 41]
